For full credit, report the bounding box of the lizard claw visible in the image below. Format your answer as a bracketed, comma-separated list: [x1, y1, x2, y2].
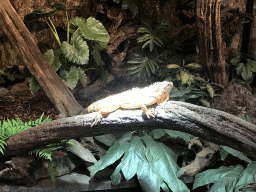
[145, 108, 155, 118]
[91, 113, 103, 127]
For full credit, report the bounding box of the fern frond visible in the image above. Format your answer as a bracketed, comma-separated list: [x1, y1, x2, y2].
[137, 20, 168, 52]
[0, 114, 51, 154]
[127, 52, 164, 83]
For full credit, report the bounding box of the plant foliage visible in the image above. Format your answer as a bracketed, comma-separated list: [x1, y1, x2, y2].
[91, 131, 192, 192]
[0, 113, 51, 154]
[226, 52, 256, 83]
[112, 0, 139, 15]
[167, 62, 223, 107]
[25, 5, 110, 92]
[193, 162, 256, 191]
[137, 20, 168, 52]
[127, 52, 165, 84]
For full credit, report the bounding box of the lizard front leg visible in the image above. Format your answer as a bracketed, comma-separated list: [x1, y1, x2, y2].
[140, 104, 155, 118]
[91, 104, 120, 126]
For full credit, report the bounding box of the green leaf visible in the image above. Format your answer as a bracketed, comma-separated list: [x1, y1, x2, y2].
[62, 66, 79, 90]
[195, 76, 206, 82]
[24, 9, 57, 21]
[247, 59, 256, 72]
[167, 64, 181, 69]
[150, 129, 194, 144]
[44, 49, 55, 65]
[235, 161, 256, 191]
[91, 132, 133, 177]
[91, 43, 102, 65]
[208, 165, 244, 192]
[169, 87, 193, 98]
[143, 136, 189, 192]
[69, 6, 80, 11]
[61, 33, 89, 64]
[185, 63, 202, 69]
[44, 49, 61, 71]
[241, 66, 253, 82]
[193, 165, 244, 190]
[29, 76, 41, 94]
[78, 68, 87, 86]
[236, 62, 244, 75]
[229, 54, 241, 65]
[180, 70, 195, 86]
[221, 146, 251, 163]
[52, 3, 66, 10]
[121, 136, 145, 180]
[206, 84, 215, 98]
[110, 163, 123, 185]
[71, 17, 110, 43]
[199, 99, 211, 107]
[121, 0, 138, 15]
[137, 161, 162, 192]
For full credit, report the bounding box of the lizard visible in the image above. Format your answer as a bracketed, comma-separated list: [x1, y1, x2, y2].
[80, 81, 173, 126]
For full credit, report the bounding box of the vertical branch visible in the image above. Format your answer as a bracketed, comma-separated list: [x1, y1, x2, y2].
[196, 0, 228, 86]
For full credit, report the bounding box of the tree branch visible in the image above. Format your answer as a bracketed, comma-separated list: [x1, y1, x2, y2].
[1, 101, 256, 160]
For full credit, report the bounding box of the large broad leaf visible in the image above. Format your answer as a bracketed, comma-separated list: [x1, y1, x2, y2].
[206, 83, 215, 98]
[247, 59, 256, 72]
[120, 136, 145, 180]
[78, 68, 87, 86]
[221, 146, 251, 163]
[234, 161, 256, 191]
[193, 165, 244, 191]
[91, 132, 133, 177]
[169, 87, 193, 98]
[150, 129, 194, 144]
[44, 49, 61, 71]
[143, 136, 189, 192]
[71, 17, 110, 43]
[24, 9, 57, 21]
[60, 66, 79, 90]
[207, 165, 244, 192]
[91, 43, 103, 65]
[241, 65, 253, 82]
[29, 76, 41, 94]
[61, 33, 89, 65]
[180, 70, 195, 86]
[137, 160, 164, 192]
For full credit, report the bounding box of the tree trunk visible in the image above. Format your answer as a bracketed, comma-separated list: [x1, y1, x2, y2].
[196, 0, 228, 86]
[0, 0, 83, 116]
[1, 101, 256, 160]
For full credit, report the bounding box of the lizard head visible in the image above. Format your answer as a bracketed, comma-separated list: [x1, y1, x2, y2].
[155, 81, 173, 95]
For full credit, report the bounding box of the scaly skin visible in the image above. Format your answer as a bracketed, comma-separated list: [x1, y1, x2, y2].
[81, 81, 173, 126]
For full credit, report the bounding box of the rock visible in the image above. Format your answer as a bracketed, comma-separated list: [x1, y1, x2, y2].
[0, 87, 9, 97]
[10, 82, 32, 97]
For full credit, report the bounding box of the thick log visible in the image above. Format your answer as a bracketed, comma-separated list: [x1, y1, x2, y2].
[1, 101, 256, 160]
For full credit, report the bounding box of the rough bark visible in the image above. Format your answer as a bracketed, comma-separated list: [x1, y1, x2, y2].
[1, 101, 256, 160]
[0, 0, 83, 116]
[196, 0, 228, 86]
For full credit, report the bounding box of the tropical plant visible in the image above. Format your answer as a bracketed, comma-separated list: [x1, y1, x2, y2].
[0, 67, 24, 84]
[167, 61, 223, 107]
[226, 52, 256, 84]
[112, 0, 139, 15]
[193, 162, 256, 191]
[127, 52, 166, 84]
[24, 4, 110, 93]
[0, 113, 51, 154]
[137, 20, 168, 52]
[91, 130, 195, 192]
